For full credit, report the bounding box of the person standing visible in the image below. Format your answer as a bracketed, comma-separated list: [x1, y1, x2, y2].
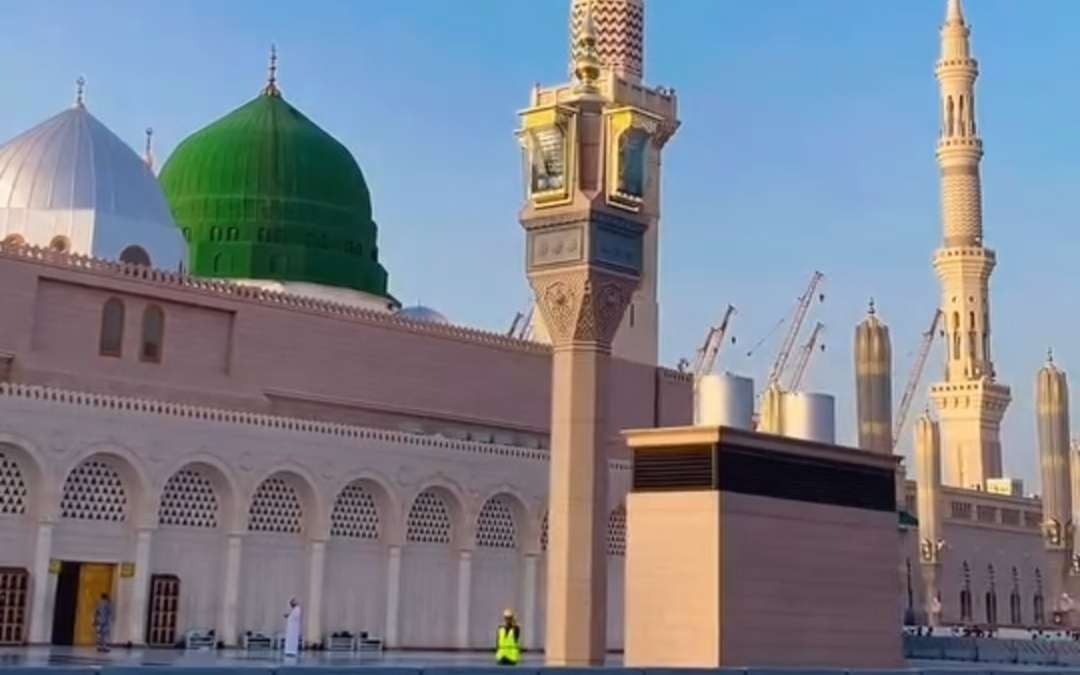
[283, 598, 302, 657]
[495, 608, 521, 666]
[93, 593, 113, 653]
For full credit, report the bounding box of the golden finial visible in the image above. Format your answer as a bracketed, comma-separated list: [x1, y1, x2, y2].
[264, 44, 280, 97]
[1048, 347, 1055, 365]
[144, 127, 155, 172]
[75, 76, 86, 108]
[573, 2, 602, 92]
[868, 297, 876, 316]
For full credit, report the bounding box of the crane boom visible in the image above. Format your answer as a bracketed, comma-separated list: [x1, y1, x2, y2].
[692, 305, 737, 378]
[893, 309, 943, 449]
[788, 322, 825, 391]
[764, 271, 825, 390]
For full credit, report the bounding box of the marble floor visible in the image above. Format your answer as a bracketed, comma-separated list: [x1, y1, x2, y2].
[0, 646, 559, 668]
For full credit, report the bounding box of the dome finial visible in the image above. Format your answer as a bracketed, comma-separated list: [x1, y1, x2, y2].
[868, 297, 876, 316]
[573, 1, 602, 92]
[144, 127, 155, 172]
[264, 44, 281, 97]
[1048, 347, 1055, 365]
[75, 76, 86, 109]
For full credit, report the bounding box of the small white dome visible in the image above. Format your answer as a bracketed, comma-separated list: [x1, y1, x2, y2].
[0, 102, 184, 269]
[398, 305, 449, 325]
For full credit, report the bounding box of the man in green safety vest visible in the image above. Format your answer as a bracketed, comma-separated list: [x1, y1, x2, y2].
[495, 608, 521, 665]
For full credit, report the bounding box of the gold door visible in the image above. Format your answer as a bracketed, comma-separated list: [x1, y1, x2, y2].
[73, 564, 114, 646]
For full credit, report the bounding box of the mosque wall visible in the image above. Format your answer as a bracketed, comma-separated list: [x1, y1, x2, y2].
[0, 382, 631, 649]
[0, 247, 691, 459]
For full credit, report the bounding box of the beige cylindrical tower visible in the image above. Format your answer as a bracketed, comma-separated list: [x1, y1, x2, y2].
[855, 300, 893, 453]
[1038, 353, 1071, 551]
[928, 0, 1012, 490]
[570, 0, 645, 82]
[915, 412, 944, 624]
[1070, 438, 1080, 576]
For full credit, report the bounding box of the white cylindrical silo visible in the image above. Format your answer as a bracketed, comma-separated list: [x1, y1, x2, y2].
[781, 392, 836, 444]
[694, 373, 754, 430]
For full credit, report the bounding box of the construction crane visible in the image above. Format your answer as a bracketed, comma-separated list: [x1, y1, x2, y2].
[787, 322, 825, 391]
[892, 309, 943, 450]
[507, 306, 535, 340]
[690, 305, 737, 379]
[761, 271, 826, 391]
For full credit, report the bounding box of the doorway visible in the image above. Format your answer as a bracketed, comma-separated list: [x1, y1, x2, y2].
[51, 562, 115, 646]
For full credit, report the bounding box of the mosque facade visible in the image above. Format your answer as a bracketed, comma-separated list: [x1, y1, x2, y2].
[0, 0, 1072, 654]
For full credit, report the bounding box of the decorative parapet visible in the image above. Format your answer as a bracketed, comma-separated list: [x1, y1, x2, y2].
[657, 367, 692, 384]
[0, 243, 551, 355]
[941, 484, 1041, 532]
[0, 382, 633, 473]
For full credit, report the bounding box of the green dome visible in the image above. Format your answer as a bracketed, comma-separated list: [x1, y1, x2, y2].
[160, 90, 389, 296]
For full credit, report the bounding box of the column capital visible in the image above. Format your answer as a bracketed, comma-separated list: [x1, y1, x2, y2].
[529, 268, 637, 348]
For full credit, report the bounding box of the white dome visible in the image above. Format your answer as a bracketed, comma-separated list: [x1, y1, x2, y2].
[0, 103, 185, 269]
[397, 305, 449, 325]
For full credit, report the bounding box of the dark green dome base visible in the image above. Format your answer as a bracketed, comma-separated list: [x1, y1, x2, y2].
[160, 91, 389, 296]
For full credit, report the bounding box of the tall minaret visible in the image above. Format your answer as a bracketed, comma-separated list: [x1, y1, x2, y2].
[529, 0, 672, 366]
[855, 300, 893, 453]
[927, 0, 1012, 490]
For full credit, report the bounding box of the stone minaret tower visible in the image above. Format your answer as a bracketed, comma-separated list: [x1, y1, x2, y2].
[518, 0, 677, 664]
[927, 0, 1012, 489]
[855, 300, 893, 453]
[915, 412, 944, 624]
[1037, 352, 1072, 593]
[529, 0, 669, 366]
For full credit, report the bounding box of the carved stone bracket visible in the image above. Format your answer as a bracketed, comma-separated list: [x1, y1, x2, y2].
[529, 268, 636, 347]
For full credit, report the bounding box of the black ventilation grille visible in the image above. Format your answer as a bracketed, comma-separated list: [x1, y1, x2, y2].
[632, 446, 715, 491]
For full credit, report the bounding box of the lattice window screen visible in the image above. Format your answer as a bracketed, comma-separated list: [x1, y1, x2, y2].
[0, 450, 27, 516]
[331, 482, 380, 540]
[540, 510, 549, 552]
[406, 490, 452, 545]
[159, 468, 218, 528]
[60, 459, 127, 522]
[248, 476, 303, 534]
[477, 496, 517, 549]
[607, 506, 626, 557]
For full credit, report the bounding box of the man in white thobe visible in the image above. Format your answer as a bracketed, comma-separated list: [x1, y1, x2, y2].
[283, 598, 302, 657]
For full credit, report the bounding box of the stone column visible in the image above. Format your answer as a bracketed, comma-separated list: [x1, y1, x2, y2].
[530, 270, 637, 666]
[522, 553, 539, 650]
[28, 521, 54, 643]
[384, 545, 402, 648]
[219, 533, 243, 646]
[128, 528, 154, 644]
[456, 549, 473, 649]
[915, 413, 944, 626]
[305, 539, 327, 646]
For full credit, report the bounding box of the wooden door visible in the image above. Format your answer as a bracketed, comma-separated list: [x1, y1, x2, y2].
[73, 564, 114, 646]
[146, 575, 180, 646]
[0, 567, 29, 645]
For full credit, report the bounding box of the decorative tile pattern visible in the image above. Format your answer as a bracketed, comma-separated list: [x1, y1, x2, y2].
[0, 450, 27, 516]
[248, 476, 303, 534]
[570, 0, 644, 81]
[476, 496, 517, 549]
[607, 505, 626, 557]
[331, 481, 380, 540]
[159, 468, 218, 528]
[60, 459, 127, 522]
[406, 490, 451, 545]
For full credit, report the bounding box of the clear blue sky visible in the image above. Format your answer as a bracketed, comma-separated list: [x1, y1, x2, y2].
[2, 0, 1078, 492]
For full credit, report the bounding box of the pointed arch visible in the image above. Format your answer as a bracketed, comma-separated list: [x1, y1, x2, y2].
[99, 297, 125, 357]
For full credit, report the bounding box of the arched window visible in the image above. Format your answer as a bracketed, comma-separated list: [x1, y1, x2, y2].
[1034, 568, 1046, 625]
[958, 96, 966, 137]
[946, 97, 955, 136]
[1010, 590, 1022, 625]
[212, 253, 226, 274]
[120, 245, 151, 267]
[952, 312, 961, 360]
[141, 305, 165, 363]
[99, 298, 125, 357]
[960, 561, 973, 621]
[226, 227, 239, 242]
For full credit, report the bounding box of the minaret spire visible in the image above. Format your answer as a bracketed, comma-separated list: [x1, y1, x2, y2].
[144, 127, 156, 172]
[264, 44, 280, 97]
[928, 0, 1012, 490]
[74, 76, 86, 109]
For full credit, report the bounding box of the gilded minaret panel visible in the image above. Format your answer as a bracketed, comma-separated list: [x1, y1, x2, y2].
[927, 0, 1011, 489]
[855, 301, 893, 453]
[1037, 354, 1071, 551]
[530, 0, 678, 366]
